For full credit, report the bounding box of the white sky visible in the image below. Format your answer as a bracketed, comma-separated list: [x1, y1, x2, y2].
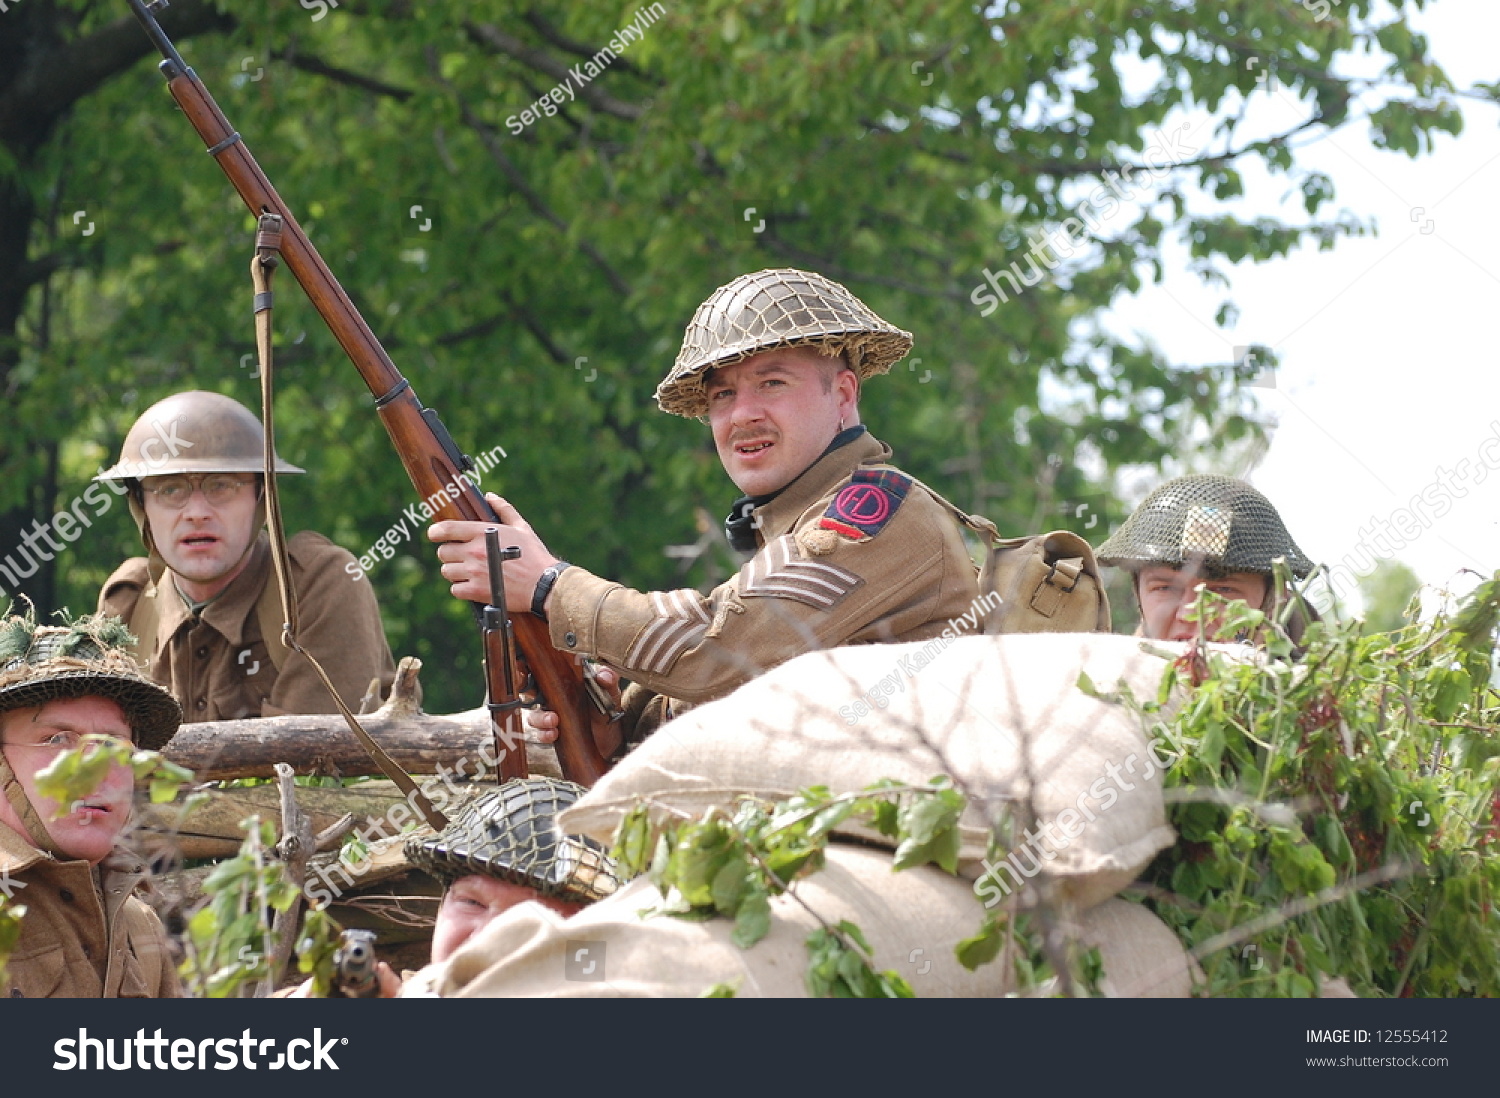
[1097, 0, 1500, 612]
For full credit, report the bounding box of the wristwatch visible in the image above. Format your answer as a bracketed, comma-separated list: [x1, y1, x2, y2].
[531, 561, 572, 621]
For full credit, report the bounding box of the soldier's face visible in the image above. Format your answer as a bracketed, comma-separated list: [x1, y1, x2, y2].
[430, 874, 584, 963]
[142, 473, 261, 601]
[0, 696, 135, 865]
[705, 347, 859, 497]
[1137, 564, 1270, 642]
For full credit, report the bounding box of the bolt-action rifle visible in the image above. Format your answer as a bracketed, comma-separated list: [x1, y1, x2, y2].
[126, 0, 613, 784]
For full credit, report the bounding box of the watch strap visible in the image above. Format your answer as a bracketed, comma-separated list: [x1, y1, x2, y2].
[531, 561, 572, 621]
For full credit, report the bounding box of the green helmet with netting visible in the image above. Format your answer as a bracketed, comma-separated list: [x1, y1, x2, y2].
[1096, 475, 1313, 580]
[404, 777, 618, 904]
[655, 268, 913, 418]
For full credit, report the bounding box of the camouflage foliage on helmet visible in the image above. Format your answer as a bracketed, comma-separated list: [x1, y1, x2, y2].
[1096, 475, 1313, 579]
[404, 777, 618, 904]
[656, 268, 913, 417]
[0, 608, 182, 751]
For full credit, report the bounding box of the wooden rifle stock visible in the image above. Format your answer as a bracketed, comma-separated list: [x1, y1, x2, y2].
[127, 0, 610, 784]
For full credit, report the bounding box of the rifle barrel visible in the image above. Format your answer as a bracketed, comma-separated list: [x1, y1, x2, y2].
[125, 4, 611, 785]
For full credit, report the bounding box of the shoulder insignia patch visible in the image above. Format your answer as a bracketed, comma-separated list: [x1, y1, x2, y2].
[818, 469, 910, 542]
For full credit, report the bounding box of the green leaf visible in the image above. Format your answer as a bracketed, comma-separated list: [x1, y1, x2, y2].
[731, 887, 772, 949]
[892, 788, 964, 873]
[955, 913, 1006, 971]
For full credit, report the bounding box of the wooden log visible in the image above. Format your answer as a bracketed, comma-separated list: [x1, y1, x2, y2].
[158, 657, 564, 782]
[136, 780, 412, 862]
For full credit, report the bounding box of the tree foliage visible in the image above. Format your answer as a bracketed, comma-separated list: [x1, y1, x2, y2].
[0, 0, 1473, 709]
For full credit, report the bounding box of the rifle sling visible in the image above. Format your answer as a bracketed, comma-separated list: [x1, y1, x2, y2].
[250, 215, 447, 831]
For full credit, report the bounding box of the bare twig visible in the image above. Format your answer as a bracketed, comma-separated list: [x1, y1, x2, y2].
[263, 762, 314, 994]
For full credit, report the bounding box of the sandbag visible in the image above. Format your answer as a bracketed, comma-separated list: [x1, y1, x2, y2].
[414, 844, 1197, 998]
[563, 634, 1210, 911]
[1073, 897, 1199, 998]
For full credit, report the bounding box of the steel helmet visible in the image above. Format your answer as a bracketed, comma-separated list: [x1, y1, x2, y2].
[1096, 475, 1313, 579]
[0, 611, 182, 854]
[655, 268, 912, 417]
[95, 390, 304, 481]
[404, 777, 619, 904]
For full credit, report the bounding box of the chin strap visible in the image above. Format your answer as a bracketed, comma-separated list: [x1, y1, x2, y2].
[249, 215, 447, 831]
[0, 750, 61, 855]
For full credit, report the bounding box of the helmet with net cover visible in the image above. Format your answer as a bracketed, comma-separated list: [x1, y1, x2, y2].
[1096, 475, 1313, 579]
[0, 611, 181, 752]
[404, 777, 618, 904]
[0, 610, 182, 856]
[95, 390, 304, 481]
[655, 268, 913, 417]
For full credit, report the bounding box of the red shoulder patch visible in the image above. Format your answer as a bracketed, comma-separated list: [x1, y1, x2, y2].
[818, 469, 910, 541]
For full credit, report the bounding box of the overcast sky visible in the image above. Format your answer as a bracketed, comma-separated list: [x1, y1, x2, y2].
[1096, 0, 1499, 615]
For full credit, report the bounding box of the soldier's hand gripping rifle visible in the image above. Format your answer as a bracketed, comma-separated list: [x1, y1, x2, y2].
[126, 0, 612, 784]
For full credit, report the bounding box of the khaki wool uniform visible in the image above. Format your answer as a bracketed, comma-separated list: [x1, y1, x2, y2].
[99, 531, 395, 721]
[548, 432, 980, 710]
[0, 825, 180, 998]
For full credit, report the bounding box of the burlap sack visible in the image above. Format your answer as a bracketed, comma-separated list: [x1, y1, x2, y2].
[563, 634, 1213, 910]
[1071, 896, 1199, 997]
[418, 842, 1197, 998]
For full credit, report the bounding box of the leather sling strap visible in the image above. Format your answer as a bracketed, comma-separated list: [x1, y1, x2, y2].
[250, 214, 446, 830]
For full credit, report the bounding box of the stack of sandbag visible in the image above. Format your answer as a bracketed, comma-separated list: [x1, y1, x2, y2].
[430, 633, 1224, 997]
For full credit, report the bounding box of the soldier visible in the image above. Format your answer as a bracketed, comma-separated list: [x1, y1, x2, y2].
[429, 269, 981, 747]
[1095, 474, 1317, 644]
[96, 391, 395, 720]
[283, 777, 617, 997]
[0, 613, 183, 998]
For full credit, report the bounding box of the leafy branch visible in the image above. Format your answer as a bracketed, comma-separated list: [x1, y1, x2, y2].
[613, 778, 968, 998]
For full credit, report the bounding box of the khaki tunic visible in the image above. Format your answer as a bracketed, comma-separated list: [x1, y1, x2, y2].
[99, 531, 395, 721]
[0, 825, 180, 999]
[548, 432, 980, 708]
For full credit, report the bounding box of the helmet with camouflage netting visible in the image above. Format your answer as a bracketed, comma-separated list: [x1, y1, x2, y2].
[404, 777, 618, 904]
[0, 610, 181, 752]
[656, 268, 913, 417]
[1096, 475, 1313, 579]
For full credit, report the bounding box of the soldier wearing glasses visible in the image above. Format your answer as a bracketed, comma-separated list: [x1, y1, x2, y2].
[0, 614, 183, 998]
[96, 391, 395, 721]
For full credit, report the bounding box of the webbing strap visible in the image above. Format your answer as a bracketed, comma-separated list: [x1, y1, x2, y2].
[249, 214, 446, 831]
